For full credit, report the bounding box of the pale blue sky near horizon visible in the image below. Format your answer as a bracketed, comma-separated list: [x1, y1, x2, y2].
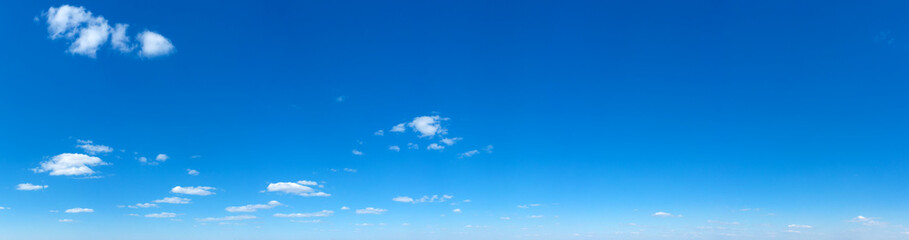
[2, 1, 909, 239]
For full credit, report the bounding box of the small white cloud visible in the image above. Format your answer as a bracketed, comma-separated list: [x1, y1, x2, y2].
[407, 116, 447, 138]
[517, 204, 541, 208]
[392, 196, 414, 203]
[788, 224, 813, 229]
[459, 150, 479, 158]
[155, 154, 168, 162]
[145, 212, 177, 218]
[127, 203, 157, 208]
[850, 216, 883, 226]
[196, 215, 256, 222]
[427, 143, 445, 150]
[528, 215, 544, 219]
[35, 153, 108, 176]
[137, 156, 148, 163]
[483, 145, 494, 153]
[171, 186, 215, 196]
[452, 209, 462, 213]
[58, 219, 74, 222]
[266, 182, 330, 197]
[297, 180, 318, 186]
[374, 130, 384, 136]
[393, 195, 453, 204]
[226, 201, 282, 213]
[340, 206, 350, 210]
[440, 137, 462, 146]
[76, 140, 113, 155]
[390, 123, 406, 133]
[273, 210, 334, 218]
[343, 168, 357, 173]
[356, 207, 387, 215]
[110, 23, 131, 52]
[652, 212, 681, 217]
[389, 145, 401, 152]
[500, 217, 511, 220]
[154, 197, 191, 204]
[16, 183, 48, 191]
[407, 143, 419, 149]
[352, 150, 363, 155]
[65, 208, 93, 213]
[187, 169, 199, 176]
[137, 31, 174, 58]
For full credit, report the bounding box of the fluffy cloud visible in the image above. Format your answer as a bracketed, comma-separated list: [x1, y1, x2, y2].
[137, 31, 175, 57]
[407, 116, 447, 138]
[65, 208, 93, 213]
[171, 186, 215, 196]
[187, 169, 199, 176]
[145, 212, 177, 218]
[34, 153, 108, 176]
[459, 150, 479, 158]
[273, 210, 334, 218]
[226, 201, 282, 212]
[389, 145, 401, 152]
[196, 215, 256, 222]
[652, 212, 682, 217]
[352, 149, 363, 155]
[393, 195, 453, 204]
[356, 207, 387, 215]
[155, 154, 169, 162]
[41, 5, 173, 58]
[374, 130, 384, 136]
[341, 206, 350, 210]
[266, 181, 330, 197]
[427, 143, 445, 150]
[154, 197, 191, 204]
[16, 183, 48, 191]
[453, 209, 462, 213]
[76, 140, 112, 155]
[390, 123, 405, 133]
[440, 137, 462, 146]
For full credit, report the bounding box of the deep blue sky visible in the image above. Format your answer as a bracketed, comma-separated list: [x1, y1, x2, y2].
[2, 1, 909, 239]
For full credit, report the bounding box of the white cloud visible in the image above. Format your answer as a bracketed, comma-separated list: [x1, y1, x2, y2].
[154, 197, 191, 204]
[483, 145, 494, 153]
[197, 215, 256, 222]
[374, 130, 384, 136]
[407, 143, 419, 149]
[393, 195, 453, 204]
[407, 116, 447, 138]
[187, 169, 199, 176]
[440, 137, 462, 146]
[65, 208, 93, 213]
[155, 154, 168, 162]
[390, 123, 405, 133]
[42, 5, 171, 58]
[137, 31, 174, 58]
[352, 149, 363, 155]
[76, 139, 113, 155]
[528, 215, 544, 219]
[427, 143, 445, 150]
[788, 224, 813, 229]
[517, 204, 541, 208]
[128, 203, 157, 208]
[273, 210, 334, 218]
[500, 217, 511, 220]
[35, 153, 108, 176]
[0, 207, 7, 210]
[297, 180, 318, 186]
[171, 186, 215, 196]
[343, 168, 357, 173]
[340, 206, 350, 210]
[16, 183, 48, 191]
[266, 182, 330, 197]
[226, 201, 282, 212]
[356, 207, 387, 215]
[652, 212, 681, 217]
[145, 212, 177, 218]
[58, 219, 74, 222]
[452, 209, 462, 213]
[389, 145, 400, 152]
[459, 150, 479, 158]
[850, 216, 883, 226]
[137, 156, 148, 163]
[110, 23, 131, 52]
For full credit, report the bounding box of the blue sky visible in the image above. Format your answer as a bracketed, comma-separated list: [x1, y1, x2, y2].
[1, 1, 909, 239]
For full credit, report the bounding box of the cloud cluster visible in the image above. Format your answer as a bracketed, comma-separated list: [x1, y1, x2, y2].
[266, 181, 330, 197]
[392, 195, 453, 204]
[171, 186, 216, 196]
[42, 5, 174, 58]
[226, 201, 282, 213]
[34, 153, 108, 176]
[16, 183, 48, 191]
